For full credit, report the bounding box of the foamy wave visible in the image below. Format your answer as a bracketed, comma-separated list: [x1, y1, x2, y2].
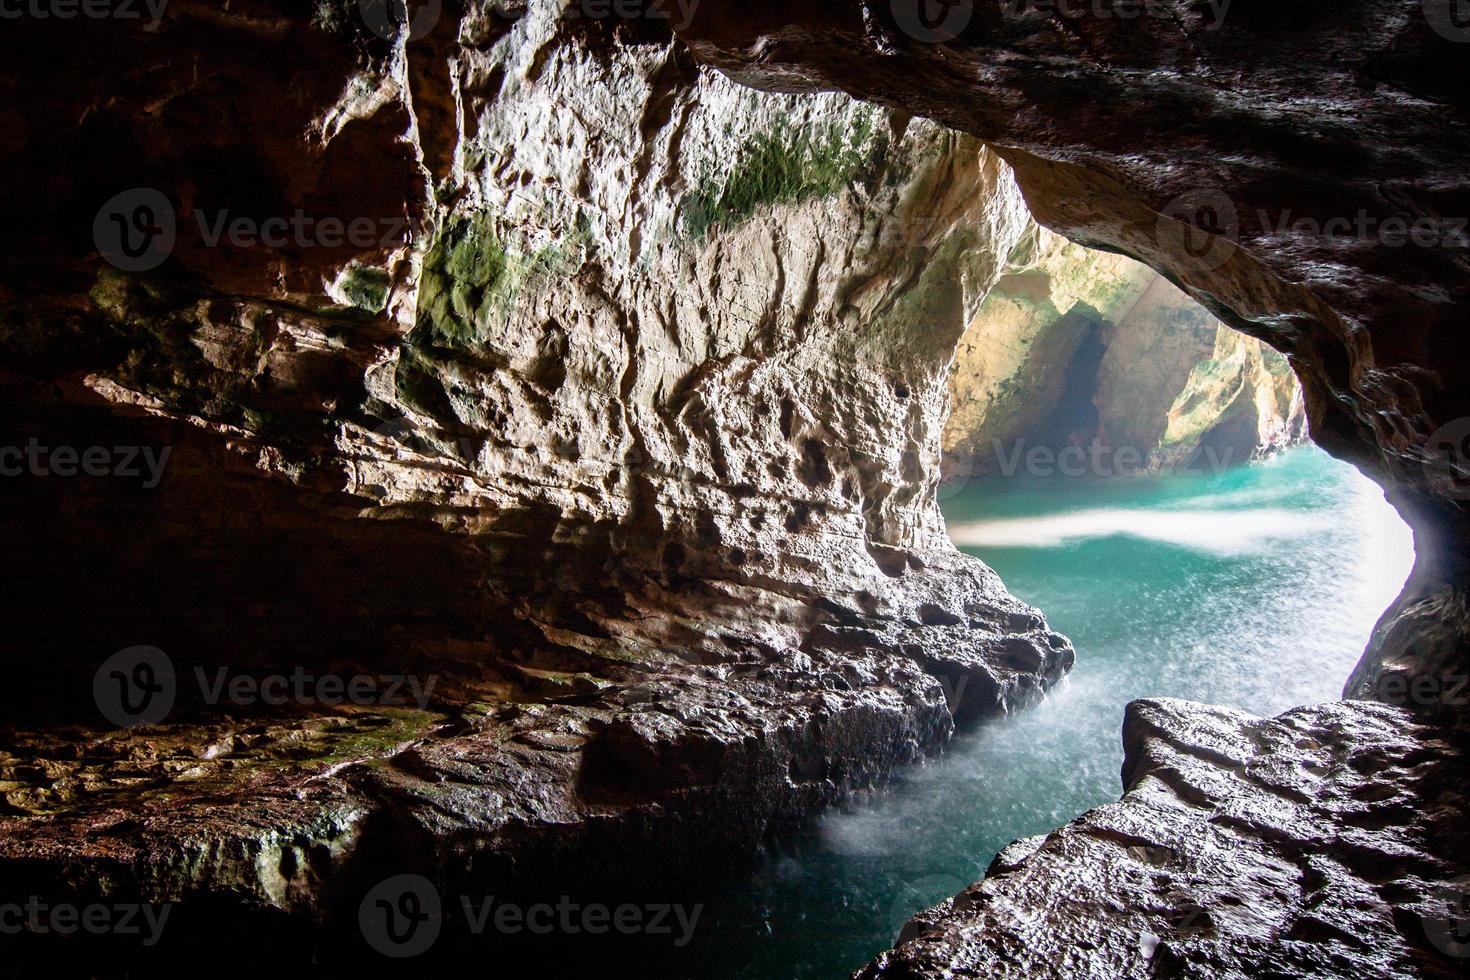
[948, 507, 1336, 554]
[1157, 485, 1293, 511]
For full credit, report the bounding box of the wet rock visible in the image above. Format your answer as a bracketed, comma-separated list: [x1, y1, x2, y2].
[861, 698, 1470, 979]
[0, 0, 1072, 930]
[674, 0, 1470, 703]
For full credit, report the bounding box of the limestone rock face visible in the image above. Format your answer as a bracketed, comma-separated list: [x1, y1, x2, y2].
[1093, 276, 1306, 472]
[673, 0, 1470, 707]
[860, 698, 1470, 979]
[0, 0, 1070, 932]
[670, 10, 1470, 976]
[943, 224, 1305, 477]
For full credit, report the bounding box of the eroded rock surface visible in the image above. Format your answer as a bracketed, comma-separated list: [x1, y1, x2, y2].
[0, 0, 1070, 930]
[863, 698, 1470, 979]
[670, 10, 1470, 977]
[944, 222, 1305, 478]
[674, 0, 1470, 703]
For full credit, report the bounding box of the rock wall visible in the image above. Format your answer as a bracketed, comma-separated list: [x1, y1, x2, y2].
[0, 0, 1071, 940]
[675, 0, 1470, 707]
[943, 222, 1306, 478]
[673, 6, 1470, 976]
[862, 697, 1470, 979]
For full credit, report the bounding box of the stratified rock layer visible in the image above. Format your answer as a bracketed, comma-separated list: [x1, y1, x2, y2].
[862, 698, 1470, 979]
[0, 0, 1070, 940]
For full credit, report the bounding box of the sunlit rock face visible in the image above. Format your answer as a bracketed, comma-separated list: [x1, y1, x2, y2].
[943, 221, 1305, 478]
[862, 698, 1470, 980]
[673, 0, 1470, 705]
[671, 7, 1470, 977]
[0, 0, 1070, 927]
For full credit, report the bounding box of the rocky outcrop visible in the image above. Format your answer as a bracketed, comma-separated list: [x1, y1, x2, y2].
[3, 3, 1466, 974]
[862, 697, 1470, 979]
[943, 223, 1305, 478]
[672, 7, 1470, 977]
[1094, 275, 1305, 471]
[0, 0, 1071, 946]
[674, 0, 1470, 707]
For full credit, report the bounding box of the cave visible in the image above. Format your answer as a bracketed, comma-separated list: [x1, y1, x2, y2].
[0, 2, 1467, 977]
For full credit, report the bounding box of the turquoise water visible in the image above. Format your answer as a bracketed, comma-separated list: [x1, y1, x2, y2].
[664, 445, 1413, 978]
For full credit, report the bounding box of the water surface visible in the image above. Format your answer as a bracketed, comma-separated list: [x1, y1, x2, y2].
[662, 446, 1414, 977]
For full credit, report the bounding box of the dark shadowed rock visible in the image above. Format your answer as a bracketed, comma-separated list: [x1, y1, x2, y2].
[0, 0, 1072, 946]
[861, 698, 1470, 979]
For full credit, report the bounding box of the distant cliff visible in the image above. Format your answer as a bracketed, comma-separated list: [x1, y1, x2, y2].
[944, 223, 1305, 479]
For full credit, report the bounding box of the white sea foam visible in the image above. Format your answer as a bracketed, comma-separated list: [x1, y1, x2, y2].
[947, 507, 1337, 555]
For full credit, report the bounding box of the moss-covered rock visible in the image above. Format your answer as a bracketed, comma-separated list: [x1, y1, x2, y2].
[680, 114, 883, 238]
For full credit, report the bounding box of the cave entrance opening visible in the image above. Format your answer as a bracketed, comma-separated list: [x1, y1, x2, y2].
[936, 223, 1415, 715]
[751, 219, 1425, 975]
[904, 229, 1420, 971]
[654, 220, 1417, 980]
